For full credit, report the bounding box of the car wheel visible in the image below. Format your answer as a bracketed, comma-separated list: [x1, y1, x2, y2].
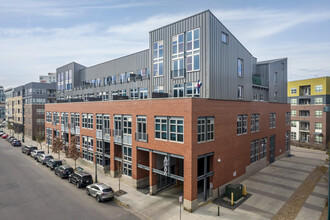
[86, 189, 90, 196]
[96, 196, 101, 202]
[76, 182, 80, 188]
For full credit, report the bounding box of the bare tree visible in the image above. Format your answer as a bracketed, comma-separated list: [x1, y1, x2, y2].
[35, 129, 45, 150]
[52, 137, 63, 159]
[68, 136, 81, 171]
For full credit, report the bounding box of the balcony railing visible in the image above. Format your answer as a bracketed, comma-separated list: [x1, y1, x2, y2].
[299, 127, 310, 131]
[96, 130, 103, 139]
[113, 129, 122, 137]
[135, 132, 148, 142]
[171, 69, 186, 78]
[252, 76, 262, 85]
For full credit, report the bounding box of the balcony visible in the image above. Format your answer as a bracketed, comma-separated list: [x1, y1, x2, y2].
[113, 129, 122, 144]
[299, 98, 311, 105]
[96, 130, 103, 139]
[299, 111, 310, 117]
[135, 132, 148, 142]
[299, 86, 311, 96]
[252, 76, 262, 85]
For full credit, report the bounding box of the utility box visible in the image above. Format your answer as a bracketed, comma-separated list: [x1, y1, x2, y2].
[225, 184, 243, 201]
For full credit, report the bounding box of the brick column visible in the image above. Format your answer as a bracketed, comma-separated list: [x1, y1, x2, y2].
[149, 151, 157, 195]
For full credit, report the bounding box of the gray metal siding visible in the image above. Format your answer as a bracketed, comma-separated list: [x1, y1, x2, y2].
[149, 11, 209, 97]
[268, 59, 287, 103]
[208, 13, 254, 101]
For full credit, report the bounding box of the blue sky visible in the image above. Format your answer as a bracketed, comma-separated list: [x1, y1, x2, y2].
[1, 0, 330, 88]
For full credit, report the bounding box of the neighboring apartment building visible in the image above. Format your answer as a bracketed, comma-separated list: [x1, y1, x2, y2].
[288, 77, 330, 149]
[0, 86, 5, 122]
[4, 88, 13, 123]
[6, 83, 56, 139]
[24, 82, 56, 139]
[45, 10, 290, 212]
[40, 73, 57, 83]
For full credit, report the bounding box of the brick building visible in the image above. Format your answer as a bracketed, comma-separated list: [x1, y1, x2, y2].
[45, 10, 290, 211]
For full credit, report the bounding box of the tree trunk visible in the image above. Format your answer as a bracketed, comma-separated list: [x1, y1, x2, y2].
[75, 160, 76, 171]
[58, 152, 60, 159]
[119, 178, 121, 192]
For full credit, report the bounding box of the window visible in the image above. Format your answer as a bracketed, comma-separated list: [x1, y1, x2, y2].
[237, 58, 244, 77]
[315, 110, 322, 117]
[274, 72, 278, 84]
[291, 132, 297, 140]
[291, 99, 297, 105]
[154, 86, 164, 93]
[46, 112, 52, 123]
[36, 109, 45, 115]
[237, 114, 247, 135]
[130, 89, 139, 99]
[82, 136, 94, 162]
[114, 115, 122, 136]
[153, 40, 164, 77]
[36, 119, 45, 125]
[315, 122, 322, 130]
[186, 28, 200, 71]
[259, 138, 267, 159]
[120, 73, 126, 83]
[253, 93, 258, 100]
[315, 97, 323, 105]
[221, 32, 228, 43]
[260, 94, 264, 101]
[103, 115, 110, 135]
[269, 113, 276, 129]
[137, 68, 149, 80]
[198, 117, 214, 143]
[82, 113, 93, 129]
[250, 140, 259, 163]
[172, 33, 185, 78]
[237, 86, 243, 99]
[291, 121, 297, 127]
[315, 135, 322, 143]
[291, 110, 296, 117]
[169, 118, 184, 142]
[123, 116, 132, 136]
[286, 112, 290, 125]
[274, 92, 278, 101]
[173, 84, 184, 97]
[53, 112, 59, 125]
[315, 85, 323, 92]
[139, 88, 148, 99]
[285, 131, 290, 152]
[251, 114, 260, 132]
[186, 82, 199, 97]
[123, 146, 132, 162]
[136, 116, 147, 142]
[96, 114, 102, 130]
[291, 88, 297, 94]
[155, 116, 184, 143]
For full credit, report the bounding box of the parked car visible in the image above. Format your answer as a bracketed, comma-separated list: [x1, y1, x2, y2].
[31, 150, 44, 159]
[37, 154, 54, 165]
[0, 132, 4, 136]
[22, 145, 38, 155]
[6, 136, 13, 141]
[69, 172, 93, 188]
[54, 165, 74, 179]
[9, 138, 17, 144]
[86, 183, 114, 202]
[12, 140, 21, 147]
[46, 159, 63, 170]
[1, 134, 8, 139]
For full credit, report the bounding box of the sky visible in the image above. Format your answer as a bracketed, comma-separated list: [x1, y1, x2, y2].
[1, 0, 330, 88]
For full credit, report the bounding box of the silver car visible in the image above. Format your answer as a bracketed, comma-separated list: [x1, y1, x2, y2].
[31, 150, 44, 159]
[86, 183, 114, 202]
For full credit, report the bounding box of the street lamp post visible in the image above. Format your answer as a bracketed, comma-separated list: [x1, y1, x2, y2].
[95, 162, 98, 183]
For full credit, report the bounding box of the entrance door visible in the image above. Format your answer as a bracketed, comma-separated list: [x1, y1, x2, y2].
[269, 135, 276, 163]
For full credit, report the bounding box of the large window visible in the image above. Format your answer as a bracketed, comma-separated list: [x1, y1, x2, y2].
[291, 110, 296, 117]
[53, 112, 59, 125]
[250, 140, 259, 163]
[172, 33, 184, 78]
[291, 99, 297, 105]
[237, 58, 244, 77]
[269, 113, 276, 129]
[155, 116, 184, 143]
[82, 136, 94, 162]
[123, 116, 132, 136]
[315, 97, 323, 105]
[136, 116, 147, 142]
[291, 132, 297, 140]
[153, 40, 164, 77]
[315, 110, 322, 117]
[103, 115, 110, 135]
[291, 88, 297, 94]
[114, 115, 122, 136]
[315, 85, 323, 92]
[315, 122, 322, 130]
[315, 135, 322, 143]
[286, 112, 290, 125]
[259, 138, 267, 159]
[186, 82, 199, 97]
[285, 131, 290, 152]
[186, 28, 200, 71]
[198, 117, 214, 143]
[46, 112, 52, 123]
[221, 32, 228, 44]
[82, 113, 93, 129]
[123, 145, 132, 177]
[130, 89, 138, 99]
[139, 88, 148, 99]
[173, 84, 184, 97]
[237, 115, 247, 135]
[251, 114, 260, 132]
[154, 86, 164, 93]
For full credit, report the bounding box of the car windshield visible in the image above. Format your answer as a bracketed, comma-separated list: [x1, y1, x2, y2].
[102, 188, 113, 192]
[39, 151, 44, 154]
[54, 161, 62, 165]
[45, 156, 53, 159]
[65, 168, 74, 172]
[31, 147, 37, 150]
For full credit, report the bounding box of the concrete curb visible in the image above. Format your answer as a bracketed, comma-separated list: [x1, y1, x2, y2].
[113, 197, 129, 208]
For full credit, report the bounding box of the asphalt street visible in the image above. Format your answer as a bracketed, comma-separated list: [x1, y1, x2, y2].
[0, 138, 139, 220]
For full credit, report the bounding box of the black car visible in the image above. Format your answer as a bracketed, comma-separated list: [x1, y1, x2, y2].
[69, 172, 93, 188]
[46, 159, 63, 170]
[12, 140, 21, 147]
[54, 165, 74, 179]
[22, 145, 38, 155]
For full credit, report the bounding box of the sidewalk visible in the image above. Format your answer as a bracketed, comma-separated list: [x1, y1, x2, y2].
[6, 129, 329, 220]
